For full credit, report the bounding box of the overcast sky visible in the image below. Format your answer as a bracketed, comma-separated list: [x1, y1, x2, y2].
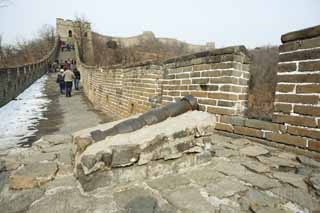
[0, 0, 319, 48]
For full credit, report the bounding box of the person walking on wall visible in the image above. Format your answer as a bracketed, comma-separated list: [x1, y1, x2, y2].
[73, 68, 81, 90]
[56, 69, 65, 94]
[63, 66, 75, 97]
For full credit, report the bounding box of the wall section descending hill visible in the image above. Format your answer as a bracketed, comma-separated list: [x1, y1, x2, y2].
[0, 39, 59, 107]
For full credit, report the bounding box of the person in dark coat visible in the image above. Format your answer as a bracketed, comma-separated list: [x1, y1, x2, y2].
[56, 69, 65, 94]
[73, 69, 81, 90]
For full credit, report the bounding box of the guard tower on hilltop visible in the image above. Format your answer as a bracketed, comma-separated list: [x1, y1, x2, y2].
[56, 18, 94, 64]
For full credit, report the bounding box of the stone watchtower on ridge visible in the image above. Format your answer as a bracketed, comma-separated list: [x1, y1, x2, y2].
[56, 18, 94, 64]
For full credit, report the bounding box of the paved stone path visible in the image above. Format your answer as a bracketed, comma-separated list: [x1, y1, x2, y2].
[1, 131, 319, 212]
[21, 73, 113, 146]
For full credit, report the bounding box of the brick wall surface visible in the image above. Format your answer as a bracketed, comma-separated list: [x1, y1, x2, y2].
[77, 45, 250, 119]
[215, 25, 320, 152]
[0, 39, 59, 107]
[77, 25, 320, 153]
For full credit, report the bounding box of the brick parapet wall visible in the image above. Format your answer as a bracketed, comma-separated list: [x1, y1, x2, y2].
[77, 45, 250, 119]
[161, 46, 250, 116]
[0, 38, 59, 107]
[215, 25, 320, 152]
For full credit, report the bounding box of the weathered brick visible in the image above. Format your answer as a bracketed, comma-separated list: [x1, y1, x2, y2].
[192, 78, 209, 84]
[166, 74, 175, 79]
[180, 91, 191, 97]
[299, 61, 320, 72]
[198, 99, 216, 106]
[279, 48, 320, 62]
[210, 77, 238, 84]
[279, 37, 320, 52]
[221, 115, 246, 126]
[169, 80, 181, 85]
[175, 73, 190, 79]
[190, 91, 208, 98]
[207, 106, 237, 115]
[309, 140, 320, 152]
[190, 72, 201, 78]
[181, 79, 191, 85]
[275, 94, 318, 104]
[220, 85, 242, 93]
[215, 122, 234, 132]
[183, 66, 193, 72]
[201, 70, 221, 77]
[234, 126, 263, 138]
[168, 91, 180, 96]
[274, 103, 292, 114]
[211, 62, 235, 70]
[296, 84, 320, 93]
[281, 25, 320, 44]
[294, 105, 320, 116]
[272, 114, 317, 128]
[277, 63, 297, 72]
[277, 73, 320, 83]
[208, 92, 238, 101]
[199, 85, 219, 91]
[265, 132, 306, 148]
[245, 119, 280, 132]
[193, 64, 211, 71]
[276, 84, 295, 93]
[217, 100, 236, 107]
[288, 126, 320, 140]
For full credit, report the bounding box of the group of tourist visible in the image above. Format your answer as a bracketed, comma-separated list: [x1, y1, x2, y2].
[60, 41, 74, 52]
[56, 60, 81, 97]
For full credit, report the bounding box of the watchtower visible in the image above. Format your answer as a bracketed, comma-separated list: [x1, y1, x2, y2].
[56, 18, 94, 64]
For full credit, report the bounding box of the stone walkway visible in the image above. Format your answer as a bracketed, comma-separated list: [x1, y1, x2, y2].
[22, 73, 113, 146]
[1, 131, 319, 212]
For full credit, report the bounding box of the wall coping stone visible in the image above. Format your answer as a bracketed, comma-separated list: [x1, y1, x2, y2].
[281, 25, 320, 43]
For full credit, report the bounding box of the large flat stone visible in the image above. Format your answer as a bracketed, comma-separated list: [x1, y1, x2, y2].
[241, 160, 271, 173]
[273, 172, 307, 190]
[0, 188, 45, 213]
[240, 145, 269, 157]
[206, 177, 248, 198]
[164, 186, 216, 212]
[77, 111, 215, 175]
[147, 174, 191, 192]
[113, 186, 176, 213]
[270, 186, 320, 211]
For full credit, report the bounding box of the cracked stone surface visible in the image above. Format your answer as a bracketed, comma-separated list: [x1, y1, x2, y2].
[1, 131, 320, 212]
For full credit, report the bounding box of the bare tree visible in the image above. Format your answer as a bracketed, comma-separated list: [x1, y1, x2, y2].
[74, 15, 89, 62]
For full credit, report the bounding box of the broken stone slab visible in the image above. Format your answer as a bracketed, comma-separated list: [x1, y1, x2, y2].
[72, 114, 141, 154]
[239, 189, 283, 211]
[241, 160, 271, 173]
[308, 173, 320, 195]
[113, 186, 177, 213]
[75, 111, 216, 175]
[147, 174, 191, 192]
[273, 172, 307, 191]
[297, 155, 320, 168]
[240, 145, 269, 157]
[9, 162, 58, 190]
[32, 134, 72, 150]
[257, 156, 300, 170]
[31, 188, 116, 213]
[270, 186, 320, 211]
[164, 186, 217, 212]
[0, 188, 45, 213]
[206, 177, 248, 198]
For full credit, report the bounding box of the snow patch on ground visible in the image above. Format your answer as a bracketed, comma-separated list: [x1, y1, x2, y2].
[0, 75, 50, 150]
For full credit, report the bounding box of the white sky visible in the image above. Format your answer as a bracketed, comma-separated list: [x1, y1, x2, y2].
[0, 0, 319, 48]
